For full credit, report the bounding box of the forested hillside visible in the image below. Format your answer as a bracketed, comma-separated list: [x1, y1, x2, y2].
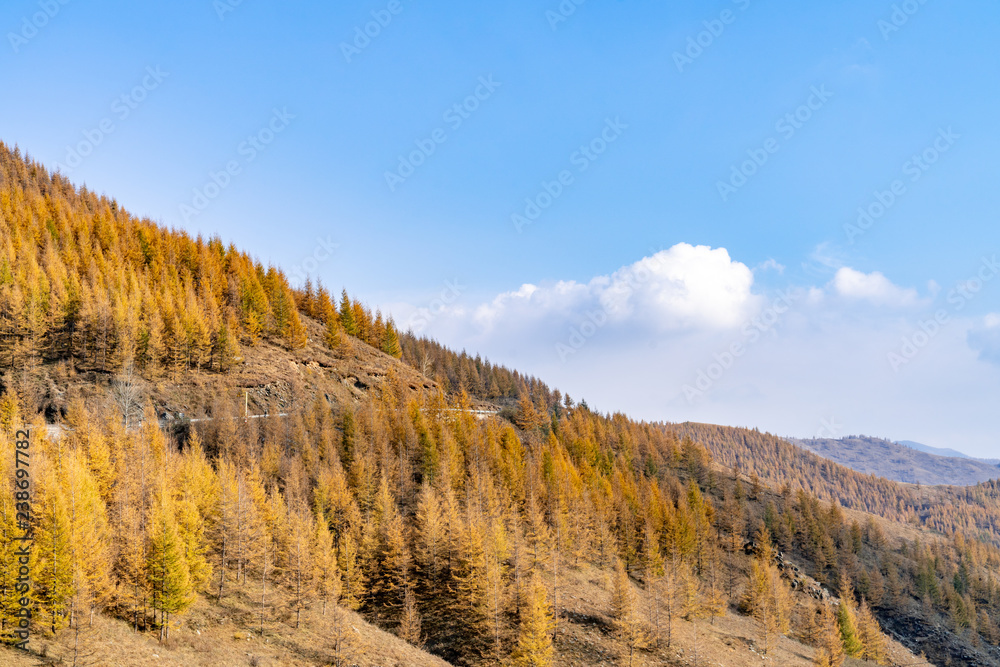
[1, 143, 998, 666]
[399, 334, 555, 414]
[669, 423, 1000, 552]
[791, 435, 1000, 487]
[0, 143, 406, 378]
[900, 440, 1000, 466]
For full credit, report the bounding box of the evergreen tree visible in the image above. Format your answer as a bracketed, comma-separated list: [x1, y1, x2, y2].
[175, 498, 212, 592]
[284, 505, 314, 629]
[742, 525, 790, 655]
[836, 585, 864, 658]
[324, 314, 343, 352]
[286, 307, 308, 350]
[453, 512, 490, 640]
[139, 310, 166, 372]
[244, 309, 264, 345]
[677, 557, 703, 621]
[340, 410, 356, 466]
[856, 598, 888, 665]
[312, 512, 341, 615]
[176, 430, 215, 591]
[381, 318, 402, 358]
[514, 393, 543, 431]
[212, 458, 239, 601]
[33, 461, 75, 634]
[339, 531, 366, 611]
[513, 575, 555, 667]
[811, 601, 845, 667]
[414, 482, 448, 602]
[147, 489, 195, 641]
[610, 559, 646, 664]
[64, 450, 113, 625]
[398, 585, 423, 645]
[339, 290, 356, 336]
[214, 315, 241, 372]
[371, 310, 386, 351]
[315, 283, 335, 325]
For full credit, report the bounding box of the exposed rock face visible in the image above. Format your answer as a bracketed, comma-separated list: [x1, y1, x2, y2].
[743, 541, 829, 600]
[878, 611, 1000, 667]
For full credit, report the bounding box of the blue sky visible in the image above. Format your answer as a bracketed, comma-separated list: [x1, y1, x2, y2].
[3, 0, 999, 455]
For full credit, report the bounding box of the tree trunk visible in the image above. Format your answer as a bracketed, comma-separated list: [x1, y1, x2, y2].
[217, 535, 227, 601]
[260, 545, 268, 635]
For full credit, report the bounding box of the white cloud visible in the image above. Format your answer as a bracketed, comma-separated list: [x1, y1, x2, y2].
[831, 267, 920, 307]
[471, 243, 760, 334]
[806, 287, 825, 305]
[755, 258, 785, 274]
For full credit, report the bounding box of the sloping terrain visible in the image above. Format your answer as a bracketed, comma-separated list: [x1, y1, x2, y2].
[900, 439, 1000, 466]
[0, 144, 988, 667]
[668, 422, 1000, 666]
[23, 314, 450, 433]
[0, 586, 452, 667]
[0, 555, 927, 667]
[792, 435, 1000, 486]
[1, 336, 935, 667]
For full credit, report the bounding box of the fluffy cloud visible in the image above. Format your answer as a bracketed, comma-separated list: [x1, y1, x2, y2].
[831, 267, 920, 307]
[472, 243, 760, 334]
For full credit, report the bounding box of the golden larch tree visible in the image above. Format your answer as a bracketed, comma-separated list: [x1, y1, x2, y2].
[742, 525, 790, 655]
[513, 575, 555, 667]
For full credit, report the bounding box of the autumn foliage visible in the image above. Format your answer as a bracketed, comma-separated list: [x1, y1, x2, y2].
[0, 143, 996, 666]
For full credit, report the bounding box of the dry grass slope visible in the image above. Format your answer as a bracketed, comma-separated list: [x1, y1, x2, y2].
[0, 579, 450, 667]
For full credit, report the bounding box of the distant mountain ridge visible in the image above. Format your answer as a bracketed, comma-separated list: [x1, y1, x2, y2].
[897, 439, 1000, 466]
[789, 434, 1000, 486]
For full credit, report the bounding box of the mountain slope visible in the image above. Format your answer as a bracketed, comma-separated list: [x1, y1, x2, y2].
[669, 422, 1000, 544]
[900, 439, 1000, 466]
[0, 143, 990, 667]
[791, 434, 1000, 486]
